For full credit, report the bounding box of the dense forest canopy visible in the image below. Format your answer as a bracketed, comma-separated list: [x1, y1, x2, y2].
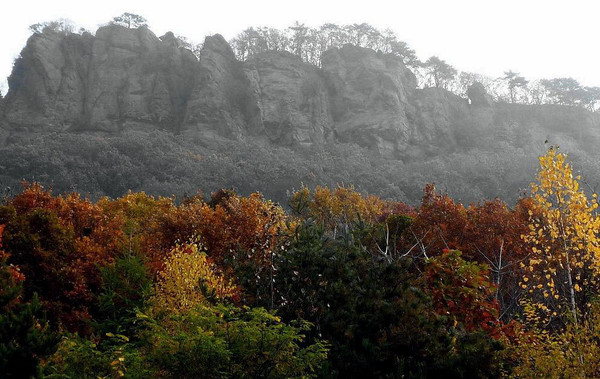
[4, 147, 600, 377]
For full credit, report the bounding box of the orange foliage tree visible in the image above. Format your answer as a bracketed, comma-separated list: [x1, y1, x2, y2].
[0, 183, 120, 331]
[197, 190, 288, 306]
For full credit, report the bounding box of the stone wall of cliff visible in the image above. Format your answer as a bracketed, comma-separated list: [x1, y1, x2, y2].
[0, 24, 469, 158]
[1, 24, 599, 203]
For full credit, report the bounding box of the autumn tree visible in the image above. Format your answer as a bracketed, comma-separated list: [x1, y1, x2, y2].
[289, 185, 384, 233]
[152, 242, 237, 314]
[514, 300, 600, 377]
[197, 191, 288, 306]
[461, 198, 531, 318]
[423, 250, 502, 335]
[0, 183, 120, 332]
[521, 147, 600, 326]
[410, 184, 467, 259]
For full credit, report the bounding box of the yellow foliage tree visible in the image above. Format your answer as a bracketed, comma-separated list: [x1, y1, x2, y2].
[289, 185, 384, 231]
[513, 301, 600, 378]
[152, 242, 237, 314]
[521, 147, 600, 325]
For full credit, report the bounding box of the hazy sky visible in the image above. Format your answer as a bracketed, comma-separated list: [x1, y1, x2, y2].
[1, 0, 599, 94]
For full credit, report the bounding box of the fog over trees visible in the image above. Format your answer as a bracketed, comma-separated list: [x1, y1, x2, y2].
[229, 22, 600, 111]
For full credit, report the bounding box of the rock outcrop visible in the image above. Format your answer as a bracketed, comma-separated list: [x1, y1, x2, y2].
[0, 25, 423, 156]
[321, 44, 416, 156]
[244, 51, 332, 145]
[467, 82, 494, 107]
[3, 25, 197, 131]
[1, 23, 599, 162]
[3, 23, 600, 205]
[183, 34, 259, 139]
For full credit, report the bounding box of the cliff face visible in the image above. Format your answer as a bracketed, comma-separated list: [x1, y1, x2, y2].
[4, 26, 198, 132]
[0, 25, 444, 158]
[2, 24, 600, 203]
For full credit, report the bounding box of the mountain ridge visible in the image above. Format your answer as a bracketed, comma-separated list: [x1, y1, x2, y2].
[1, 23, 599, 204]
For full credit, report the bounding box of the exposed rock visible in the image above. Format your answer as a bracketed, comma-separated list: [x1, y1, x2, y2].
[467, 82, 493, 107]
[3, 30, 92, 129]
[321, 44, 417, 157]
[2, 25, 599, 175]
[2, 25, 197, 131]
[82, 25, 197, 131]
[183, 34, 259, 139]
[244, 51, 332, 145]
[3, 25, 600, 205]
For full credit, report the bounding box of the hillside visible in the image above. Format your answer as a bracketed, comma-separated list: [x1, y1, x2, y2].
[1, 23, 599, 203]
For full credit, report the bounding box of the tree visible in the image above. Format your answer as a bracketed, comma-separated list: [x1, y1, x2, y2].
[422, 250, 501, 335]
[514, 300, 600, 377]
[141, 304, 327, 378]
[0, 226, 58, 378]
[94, 254, 152, 337]
[28, 19, 75, 35]
[111, 13, 148, 29]
[502, 70, 529, 103]
[389, 40, 420, 67]
[521, 147, 600, 326]
[152, 242, 238, 314]
[540, 77, 583, 106]
[580, 86, 600, 111]
[197, 191, 288, 306]
[424, 56, 457, 89]
[289, 185, 384, 233]
[287, 22, 310, 59]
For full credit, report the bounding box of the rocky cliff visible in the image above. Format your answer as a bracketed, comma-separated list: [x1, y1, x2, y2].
[0, 24, 459, 157]
[1, 24, 599, 203]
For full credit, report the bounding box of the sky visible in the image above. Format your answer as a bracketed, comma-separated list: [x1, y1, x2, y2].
[1, 0, 599, 94]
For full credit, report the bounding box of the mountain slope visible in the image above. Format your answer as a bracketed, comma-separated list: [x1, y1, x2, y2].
[1, 24, 599, 204]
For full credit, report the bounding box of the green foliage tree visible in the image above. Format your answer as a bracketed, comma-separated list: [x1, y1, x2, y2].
[141, 304, 327, 378]
[274, 219, 506, 377]
[230, 22, 418, 68]
[94, 254, 153, 337]
[0, 227, 58, 378]
[29, 19, 75, 35]
[389, 40, 420, 67]
[45, 333, 148, 378]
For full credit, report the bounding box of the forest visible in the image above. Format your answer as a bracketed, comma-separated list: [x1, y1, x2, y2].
[3, 146, 600, 378]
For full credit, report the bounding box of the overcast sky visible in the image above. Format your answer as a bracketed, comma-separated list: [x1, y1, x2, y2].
[1, 0, 599, 94]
